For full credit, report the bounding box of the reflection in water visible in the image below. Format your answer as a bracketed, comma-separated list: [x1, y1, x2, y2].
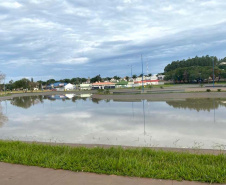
[10, 94, 90, 107]
[0, 96, 226, 149]
[10, 96, 44, 109]
[166, 98, 226, 112]
[91, 98, 102, 104]
[0, 103, 8, 127]
[143, 100, 146, 135]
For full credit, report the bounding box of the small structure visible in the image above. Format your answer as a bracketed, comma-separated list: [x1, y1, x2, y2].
[80, 84, 92, 90]
[157, 74, 165, 80]
[92, 82, 115, 89]
[115, 81, 128, 88]
[64, 83, 75, 91]
[46, 82, 67, 90]
[127, 81, 134, 88]
[134, 80, 159, 86]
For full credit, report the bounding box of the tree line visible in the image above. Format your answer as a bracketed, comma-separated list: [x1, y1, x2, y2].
[164, 55, 226, 82]
[1, 75, 128, 91]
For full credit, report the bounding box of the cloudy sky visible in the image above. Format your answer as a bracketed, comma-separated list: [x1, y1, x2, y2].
[1, 0, 226, 82]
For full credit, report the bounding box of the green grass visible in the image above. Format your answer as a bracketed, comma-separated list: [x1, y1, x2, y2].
[0, 93, 12, 97]
[0, 141, 225, 183]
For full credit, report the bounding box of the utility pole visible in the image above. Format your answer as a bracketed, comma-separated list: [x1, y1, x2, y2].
[128, 65, 134, 89]
[141, 54, 144, 93]
[213, 58, 215, 88]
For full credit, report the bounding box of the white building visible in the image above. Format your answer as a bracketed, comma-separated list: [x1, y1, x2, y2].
[80, 84, 92, 90]
[64, 83, 76, 91]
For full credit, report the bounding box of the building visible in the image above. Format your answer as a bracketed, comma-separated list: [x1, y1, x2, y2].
[92, 82, 115, 89]
[46, 82, 68, 90]
[134, 80, 159, 86]
[157, 74, 165, 80]
[115, 81, 128, 88]
[64, 83, 76, 91]
[80, 84, 92, 90]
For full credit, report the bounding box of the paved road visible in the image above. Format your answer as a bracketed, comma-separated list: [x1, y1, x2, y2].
[0, 162, 223, 185]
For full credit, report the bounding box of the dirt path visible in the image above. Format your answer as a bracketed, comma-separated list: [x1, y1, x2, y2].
[0, 162, 223, 185]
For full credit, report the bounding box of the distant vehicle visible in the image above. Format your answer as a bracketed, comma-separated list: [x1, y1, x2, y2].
[51, 88, 57, 91]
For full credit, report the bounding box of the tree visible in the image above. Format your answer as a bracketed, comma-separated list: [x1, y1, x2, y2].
[132, 75, 137, 79]
[7, 80, 14, 90]
[0, 72, 6, 91]
[90, 75, 102, 83]
[46, 79, 56, 85]
[163, 55, 224, 83]
[113, 76, 120, 80]
[14, 78, 30, 89]
[125, 76, 129, 81]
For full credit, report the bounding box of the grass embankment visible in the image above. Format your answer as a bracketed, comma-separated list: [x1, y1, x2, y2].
[0, 141, 225, 183]
[0, 93, 11, 97]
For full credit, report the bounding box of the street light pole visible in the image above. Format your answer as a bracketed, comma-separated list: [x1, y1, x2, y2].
[213, 58, 215, 88]
[141, 54, 144, 93]
[128, 65, 133, 89]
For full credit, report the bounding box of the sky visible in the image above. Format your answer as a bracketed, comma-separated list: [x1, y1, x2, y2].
[1, 0, 226, 82]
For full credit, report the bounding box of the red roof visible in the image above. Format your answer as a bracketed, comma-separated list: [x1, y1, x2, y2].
[134, 80, 159, 84]
[92, 82, 115, 85]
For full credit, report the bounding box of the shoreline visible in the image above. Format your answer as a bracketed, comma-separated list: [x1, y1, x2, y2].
[2, 140, 225, 155]
[1, 90, 226, 101]
[92, 92, 226, 101]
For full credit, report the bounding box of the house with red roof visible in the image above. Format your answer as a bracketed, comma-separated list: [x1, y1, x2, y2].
[92, 82, 116, 89]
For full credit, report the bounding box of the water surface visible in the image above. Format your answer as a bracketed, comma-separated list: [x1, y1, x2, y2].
[0, 95, 225, 149]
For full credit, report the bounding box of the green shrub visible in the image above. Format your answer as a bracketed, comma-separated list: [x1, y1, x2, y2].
[147, 85, 153, 89]
[206, 89, 211, 92]
[104, 89, 110, 94]
[217, 89, 221, 92]
[97, 89, 104, 94]
[160, 86, 163, 89]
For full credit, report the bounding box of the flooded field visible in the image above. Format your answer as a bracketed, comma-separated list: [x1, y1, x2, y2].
[0, 94, 225, 150]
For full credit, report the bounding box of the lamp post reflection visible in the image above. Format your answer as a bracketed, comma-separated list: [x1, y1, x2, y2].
[143, 100, 146, 135]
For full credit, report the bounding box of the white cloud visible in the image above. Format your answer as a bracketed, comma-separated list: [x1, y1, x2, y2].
[1, 0, 226, 80]
[0, 1, 23, 9]
[57, 57, 89, 65]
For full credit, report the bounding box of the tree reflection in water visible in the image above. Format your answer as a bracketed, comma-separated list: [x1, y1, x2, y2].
[0, 103, 8, 127]
[10, 95, 44, 109]
[166, 98, 226, 112]
[10, 95, 90, 108]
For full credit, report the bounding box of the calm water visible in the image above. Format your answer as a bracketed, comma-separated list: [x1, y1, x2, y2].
[0, 94, 225, 149]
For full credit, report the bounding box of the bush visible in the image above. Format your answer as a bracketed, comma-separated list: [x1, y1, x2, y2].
[160, 86, 164, 89]
[97, 89, 104, 94]
[104, 89, 110, 94]
[217, 89, 221, 92]
[147, 85, 153, 89]
[206, 89, 211, 92]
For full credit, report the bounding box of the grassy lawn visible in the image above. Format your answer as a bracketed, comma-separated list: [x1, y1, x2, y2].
[0, 141, 225, 183]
